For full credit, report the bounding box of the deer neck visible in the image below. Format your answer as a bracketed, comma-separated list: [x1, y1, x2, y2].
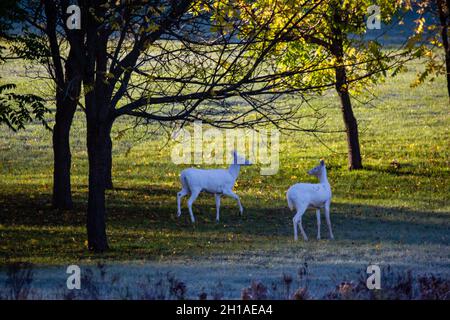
[318, 168, 328, 184]
[228, 164, 241, 180]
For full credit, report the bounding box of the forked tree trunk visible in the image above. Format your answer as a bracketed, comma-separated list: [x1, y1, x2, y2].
[52, 47, 81, 210]
[52, 98, 77, 209]
[86, 119, 111, 252]
[45, 0, 81, 210]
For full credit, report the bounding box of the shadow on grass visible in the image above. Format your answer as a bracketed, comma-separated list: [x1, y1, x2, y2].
[110, 185, 177, 196]
[363, 164, 437, 178]
[0, 187, 450, 261]
[0, 186, 450, 232]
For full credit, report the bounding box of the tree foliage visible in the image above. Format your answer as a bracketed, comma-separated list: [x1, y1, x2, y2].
[0, 0, 51, 131]
[0, 83, 50, 131]
[235, 0, 413, 94]
[407, 0, 450, 97]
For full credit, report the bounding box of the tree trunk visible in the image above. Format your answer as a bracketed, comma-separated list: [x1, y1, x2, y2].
[83, 6, 112, 252]
[330, 8, 363, 170]
[335, 72, 363, 170]
[86, 119, 110, 252]
[437, 0, 450, 100]
[334, 59, 363, 170]
[52, 99, 77, 209]
[45, 0, 81, 210]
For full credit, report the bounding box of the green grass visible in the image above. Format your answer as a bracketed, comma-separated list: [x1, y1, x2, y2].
[0, 58, 449, 281]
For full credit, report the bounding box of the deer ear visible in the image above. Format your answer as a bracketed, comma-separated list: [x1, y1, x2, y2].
[320, 159, 325, 166]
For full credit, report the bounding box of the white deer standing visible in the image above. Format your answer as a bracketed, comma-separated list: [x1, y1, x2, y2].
[286, 160, 334, 241]
[177, 151, 250, 223]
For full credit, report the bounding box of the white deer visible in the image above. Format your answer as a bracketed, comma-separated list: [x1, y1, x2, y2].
[177, 151, 251, 223]
[286, 160, 334, 241]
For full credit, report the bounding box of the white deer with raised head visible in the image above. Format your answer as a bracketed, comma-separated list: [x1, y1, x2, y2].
[177, 151, 250, 223]
[286, 160, 334, 241]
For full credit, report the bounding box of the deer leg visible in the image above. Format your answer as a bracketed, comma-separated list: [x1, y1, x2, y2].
[325, 201, 334, 240]
[177, 188, 188, 217]
[215, 194, 221, 222]
[187, 189, 201, 223]
[223, 190, 243, 215]
[293, 204, 307, 241]
[316, 209, 321, 240]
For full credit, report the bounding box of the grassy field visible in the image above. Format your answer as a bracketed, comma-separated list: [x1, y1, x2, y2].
[0, 58, 449, 298]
